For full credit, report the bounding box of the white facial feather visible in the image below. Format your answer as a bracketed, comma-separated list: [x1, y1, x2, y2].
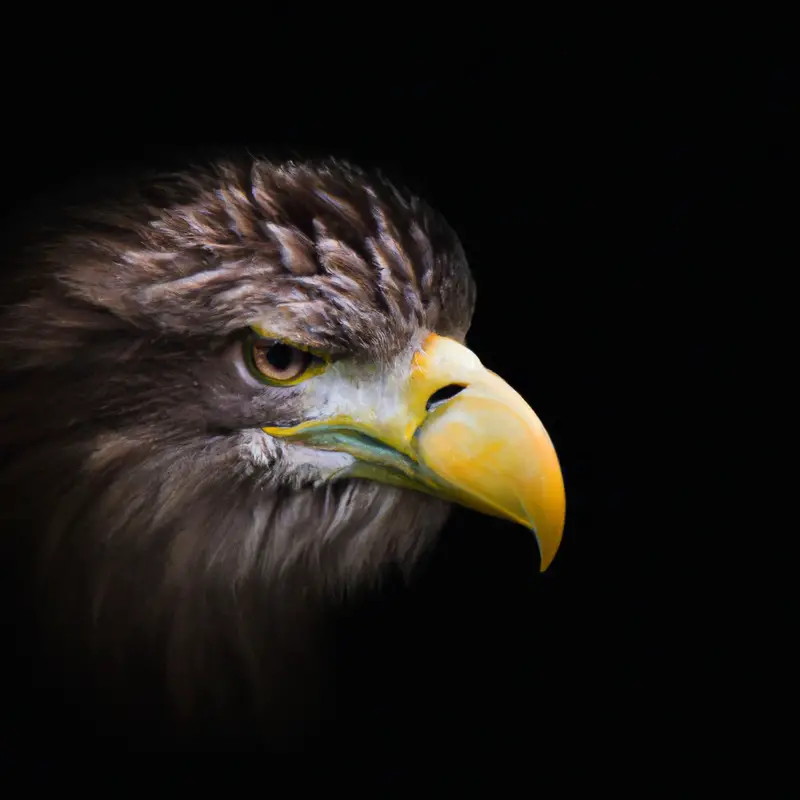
[238, 331, 428, 488]
[301, 334, 426, 427]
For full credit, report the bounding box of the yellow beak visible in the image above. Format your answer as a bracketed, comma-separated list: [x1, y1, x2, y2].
[264, 334, 566, 571]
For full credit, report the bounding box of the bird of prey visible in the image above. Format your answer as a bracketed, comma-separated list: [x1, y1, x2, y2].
[0, 157, 565, 751]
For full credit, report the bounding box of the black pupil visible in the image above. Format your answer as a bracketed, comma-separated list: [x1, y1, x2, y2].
[266, 344, 296, 371]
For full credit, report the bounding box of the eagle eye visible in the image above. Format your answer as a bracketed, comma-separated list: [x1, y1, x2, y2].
[245, 332, 327, 386]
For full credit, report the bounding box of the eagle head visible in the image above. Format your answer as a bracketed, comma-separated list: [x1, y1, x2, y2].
[0, 157, 565, 744]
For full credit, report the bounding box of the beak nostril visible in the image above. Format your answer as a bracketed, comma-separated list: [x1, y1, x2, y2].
[426, 383, 466, 412]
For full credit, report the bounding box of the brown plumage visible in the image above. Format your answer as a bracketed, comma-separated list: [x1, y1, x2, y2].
[0, 157, 476, 751]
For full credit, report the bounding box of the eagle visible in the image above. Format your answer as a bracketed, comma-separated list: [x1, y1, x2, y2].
[0, 157, 565, 752]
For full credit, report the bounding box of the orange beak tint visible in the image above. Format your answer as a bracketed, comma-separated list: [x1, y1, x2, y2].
[409, 335, 566, 571]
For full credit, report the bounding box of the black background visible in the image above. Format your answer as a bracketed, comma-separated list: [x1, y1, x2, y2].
[0, 21, 790, 773]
